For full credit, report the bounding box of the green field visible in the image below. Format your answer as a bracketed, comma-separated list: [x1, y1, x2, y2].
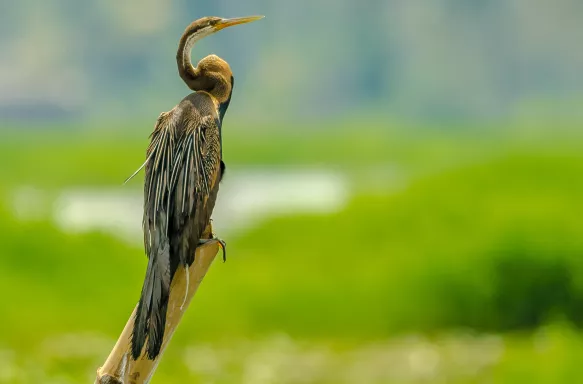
[1, 121, 583, 383]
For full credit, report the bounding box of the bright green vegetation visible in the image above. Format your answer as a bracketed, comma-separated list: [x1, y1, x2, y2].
[0, 122, 582, 383]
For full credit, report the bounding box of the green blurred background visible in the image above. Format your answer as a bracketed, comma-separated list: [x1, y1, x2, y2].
[2, 1, 583, 383]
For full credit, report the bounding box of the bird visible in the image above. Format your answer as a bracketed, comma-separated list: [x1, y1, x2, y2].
[125, 15, 263, 361]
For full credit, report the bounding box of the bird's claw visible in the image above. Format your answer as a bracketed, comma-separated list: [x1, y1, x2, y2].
[198, 236, 227, 262]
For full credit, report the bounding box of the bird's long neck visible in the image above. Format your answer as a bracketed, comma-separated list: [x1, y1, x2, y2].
[176, 27, 232, 105]
[176, 25, 206, 91]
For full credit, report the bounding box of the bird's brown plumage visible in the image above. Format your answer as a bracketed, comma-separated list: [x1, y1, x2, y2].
[129, 15, 262, 360]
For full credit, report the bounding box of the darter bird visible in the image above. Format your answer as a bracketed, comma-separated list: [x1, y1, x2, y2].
[125, 15, 263, 360]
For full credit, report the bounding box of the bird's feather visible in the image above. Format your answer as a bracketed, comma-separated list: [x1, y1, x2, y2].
[131, 93, 223, 360]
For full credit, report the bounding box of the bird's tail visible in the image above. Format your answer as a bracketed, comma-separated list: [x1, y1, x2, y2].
[131, 240, 171, 360]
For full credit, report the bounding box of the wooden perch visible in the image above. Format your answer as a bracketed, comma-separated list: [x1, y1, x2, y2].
[95, 225, 220, 384]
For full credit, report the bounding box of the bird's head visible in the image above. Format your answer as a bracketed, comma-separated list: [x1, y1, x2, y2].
[184, 16, 264, 42]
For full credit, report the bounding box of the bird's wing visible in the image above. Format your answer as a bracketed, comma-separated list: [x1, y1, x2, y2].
[170, 114, 222, 224]
[133, 110, 176, 359]
[142, 110, 222, 254]
[142, 110, 177, 260]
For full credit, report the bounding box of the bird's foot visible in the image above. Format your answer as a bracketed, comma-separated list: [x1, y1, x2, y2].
[198, 236, 227, 262]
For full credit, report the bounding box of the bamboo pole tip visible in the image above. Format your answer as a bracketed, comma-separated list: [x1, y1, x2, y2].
[95, 227, 219, 384]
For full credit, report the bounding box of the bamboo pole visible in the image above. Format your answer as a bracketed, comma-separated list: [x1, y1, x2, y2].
[95, 225, 220, 384]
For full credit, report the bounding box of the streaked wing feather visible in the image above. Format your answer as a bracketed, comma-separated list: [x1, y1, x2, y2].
[142, 108, 221, 263]
[143, 111, 176, 255]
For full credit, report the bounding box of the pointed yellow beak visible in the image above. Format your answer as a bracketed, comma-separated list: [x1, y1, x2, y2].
[214, 15, 264, 31]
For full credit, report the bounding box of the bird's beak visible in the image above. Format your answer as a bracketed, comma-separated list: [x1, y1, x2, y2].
[214, 16, 264, 32]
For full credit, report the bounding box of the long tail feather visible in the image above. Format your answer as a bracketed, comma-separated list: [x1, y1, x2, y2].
[131, 216, 172, 360]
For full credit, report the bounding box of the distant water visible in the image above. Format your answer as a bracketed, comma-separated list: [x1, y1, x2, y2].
[11, 167, 350, 245]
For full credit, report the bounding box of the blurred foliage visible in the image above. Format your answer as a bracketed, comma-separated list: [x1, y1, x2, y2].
[3, 1, 583, 121]
[0, 123, 583, 382]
